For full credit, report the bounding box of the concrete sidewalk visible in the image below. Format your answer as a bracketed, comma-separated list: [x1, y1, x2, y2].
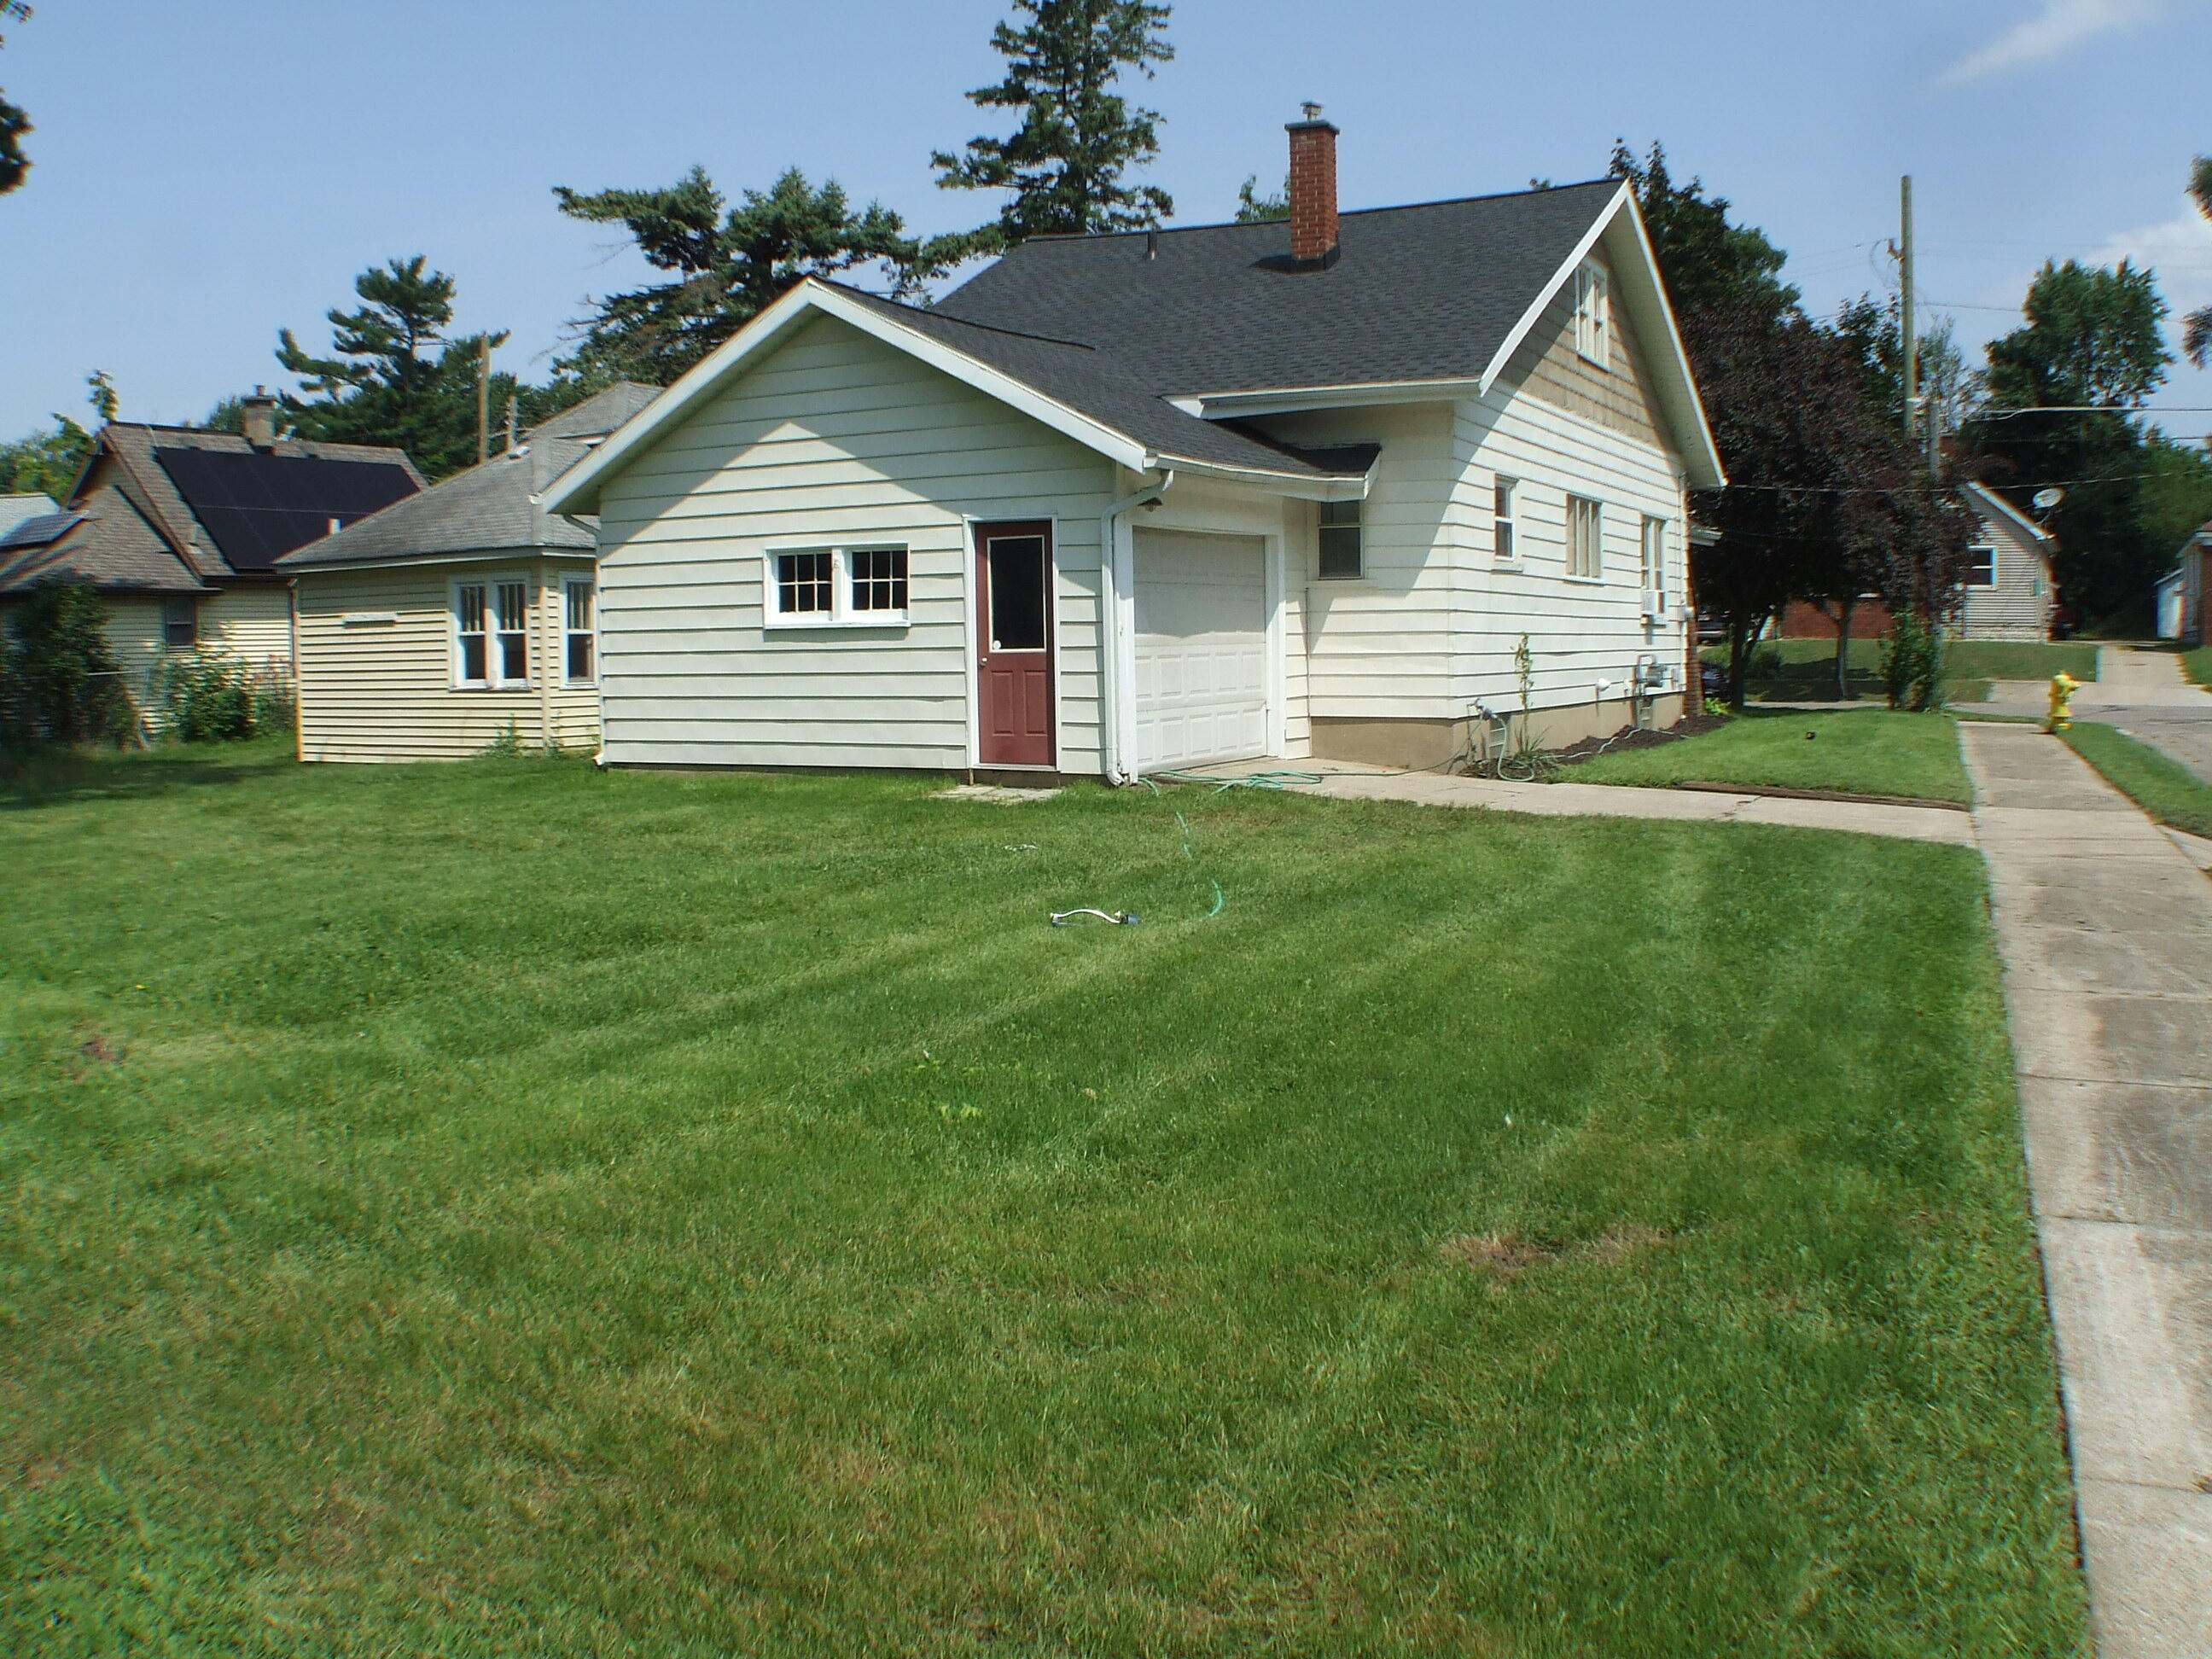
[1272, 765, 1978, 846]
[1961, 724, 2212, 1657]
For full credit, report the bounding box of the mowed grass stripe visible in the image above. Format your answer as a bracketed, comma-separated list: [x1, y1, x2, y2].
[0, 745, 2085, 1656]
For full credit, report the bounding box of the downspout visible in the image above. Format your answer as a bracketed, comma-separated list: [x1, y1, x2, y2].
[1097, 469, 1174, 783]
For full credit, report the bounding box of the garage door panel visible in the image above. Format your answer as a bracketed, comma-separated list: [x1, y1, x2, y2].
[1133, 530, 1267, 772]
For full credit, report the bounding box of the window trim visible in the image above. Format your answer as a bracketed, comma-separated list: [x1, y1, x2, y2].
[1493, 475, 1518, 563]
[451, 573, 533, 690]
[1566, 494, 1604, 581]
[1639, 515, 1669, 614]
[1573, 261, 1610, 367]
[1966, 542, 1999, 590]
[562, 573, 597, 686]
[763, 541, 912, 628]
[161, 595, 198, 650]
[1315, 498, 1363, 581]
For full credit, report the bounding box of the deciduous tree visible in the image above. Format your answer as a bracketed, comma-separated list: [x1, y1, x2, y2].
[0, 1, 32, 198]
[933, 0, 1174, 252]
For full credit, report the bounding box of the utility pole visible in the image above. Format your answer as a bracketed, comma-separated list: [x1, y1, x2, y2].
[1900, 176, 1918, 448]
[475, 336, 492, 465]
[504, 393, 518, 456]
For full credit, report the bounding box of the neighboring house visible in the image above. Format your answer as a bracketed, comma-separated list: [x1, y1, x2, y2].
[2163, 521, 2209, 643]
[0, 492, 58, 538]
[279, 383, 659, 762]
[1777, 481, 2058, 645]
[0, 395, 422, 710]
[543, 116, 1723, 780]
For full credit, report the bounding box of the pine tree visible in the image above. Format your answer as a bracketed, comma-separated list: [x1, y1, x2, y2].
[276, 256, 512, 480]
[553, 167, 926, 386]
[933, 0, 1174, 249]
[0, 1, 32, 198]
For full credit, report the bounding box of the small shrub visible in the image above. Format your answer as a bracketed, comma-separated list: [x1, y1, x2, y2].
[154, 650, 294, 743]
[1881, 609, 1946, 711]
[2, 581, 136, 747]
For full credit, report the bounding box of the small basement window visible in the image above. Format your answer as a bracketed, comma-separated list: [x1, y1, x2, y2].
[765, 544, 911, 626]
[161, 595, 197, 649]
[1493, 476, 1517, 562]
[1967, 544, 1997, 588]
[563, 576, 596, 684]
[1318, 498, 1363, 579]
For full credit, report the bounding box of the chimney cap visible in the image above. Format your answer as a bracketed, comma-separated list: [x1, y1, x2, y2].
[1289, 102, 1335, 131]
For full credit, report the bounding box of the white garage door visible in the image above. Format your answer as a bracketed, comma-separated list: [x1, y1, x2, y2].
[1133, 529, 1267, 772]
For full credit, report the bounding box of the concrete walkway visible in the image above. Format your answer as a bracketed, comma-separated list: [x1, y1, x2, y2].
[1264, 765, 1978, 846]
[1961, 723, 2212, 1657]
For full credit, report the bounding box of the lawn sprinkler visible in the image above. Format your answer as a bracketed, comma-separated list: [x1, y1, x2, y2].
[1051, 908, 1139, 928]
[2045, 671, 2079, 733]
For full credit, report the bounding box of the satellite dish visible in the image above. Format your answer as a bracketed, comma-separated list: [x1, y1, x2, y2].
[2033, 486, 2066, 510]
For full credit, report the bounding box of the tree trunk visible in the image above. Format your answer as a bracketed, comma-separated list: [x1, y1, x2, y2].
[1832, 595, 1856, 701]
[1726, 617, 1754, 709]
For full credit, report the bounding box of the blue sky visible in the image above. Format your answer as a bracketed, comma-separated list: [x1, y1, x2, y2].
[4, 0, 2212, 439]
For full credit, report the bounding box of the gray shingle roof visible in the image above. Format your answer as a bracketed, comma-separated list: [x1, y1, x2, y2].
[0, 486, 209, 596]
[279, 382, 661, 570]
[0, 493, 58, 538]
[828, 288, 1365, 479]
[934, 179, 1624, 398]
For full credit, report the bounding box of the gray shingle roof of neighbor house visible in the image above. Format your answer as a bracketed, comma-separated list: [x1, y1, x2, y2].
[0, 492, 60, 538]
[934, 178, 1627, 398]
[0, 485, 210, 596]
[279, 382, 662, 570]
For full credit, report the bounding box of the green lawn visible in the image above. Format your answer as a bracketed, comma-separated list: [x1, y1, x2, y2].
[1568, 709, 1973, 804]
[0, 745, 2085, 1656]
[2063, 720, 2212, 838]
[2183, 645, 2211, 691]
[1706, 639, 2094, 707]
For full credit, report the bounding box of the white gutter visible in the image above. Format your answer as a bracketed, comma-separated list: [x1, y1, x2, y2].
[1097, 469, 1174, 784]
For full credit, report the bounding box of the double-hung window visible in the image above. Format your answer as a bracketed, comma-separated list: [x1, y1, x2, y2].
[563, 576, 596, 684]
[1967, 544, 1997, 588]
[1640, 516, 1669, 612]
[1317, 498, 1363, 579]
[1493, 476, 1518, 562]
[1567, 496, 1604, 579]
[455, 577, 532, 687]
[161, 596, 197, 649]
[765, 544, 910, 626]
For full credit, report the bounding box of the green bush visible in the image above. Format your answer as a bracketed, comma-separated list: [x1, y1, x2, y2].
[0, 581, 136, 747]
[154, 650, 294, 743]
[1881, 608, 1946, 711]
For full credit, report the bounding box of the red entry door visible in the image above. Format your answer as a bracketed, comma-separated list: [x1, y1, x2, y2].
[975, 521, 1055, 767]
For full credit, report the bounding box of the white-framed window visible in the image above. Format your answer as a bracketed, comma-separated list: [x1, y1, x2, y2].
[161, 595, 197, 649]
[1567, 495, 1604, 580]
[1640, 515, 1668, 610]
[1493, 476, 1517, 562]
[765, 544, 911, 626]
[454, 576, 532, 688]
[1317, 498, 1363, 579]
[1967, 544, 1997, 588]
[1574, 261, 1610, 366]
[562, 575, 596, 684]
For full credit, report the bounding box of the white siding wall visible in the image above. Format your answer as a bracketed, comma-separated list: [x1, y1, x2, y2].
[102, 597, 171, 710]
[594, 315, 1114, 772]
[294, 558, 598, 762]
[201, 583, 294, 666]
[1960, 516, 2052, 642]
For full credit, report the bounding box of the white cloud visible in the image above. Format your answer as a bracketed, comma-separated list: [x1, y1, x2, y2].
[1940, 0, 2168, 84]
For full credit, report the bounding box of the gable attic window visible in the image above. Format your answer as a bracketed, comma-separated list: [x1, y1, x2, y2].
[766, 544, 911, 626]
[1967, 543, 1997, 588]
[1317, 498, 1363, 579]
[1573, 261, 1610, 366]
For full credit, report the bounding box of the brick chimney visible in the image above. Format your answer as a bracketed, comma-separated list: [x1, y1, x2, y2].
[1286, 104, 1339, 265]
[242, 387, 277, 450]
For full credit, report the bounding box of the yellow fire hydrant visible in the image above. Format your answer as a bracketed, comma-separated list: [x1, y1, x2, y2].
[2045, 670, 2079, 733]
